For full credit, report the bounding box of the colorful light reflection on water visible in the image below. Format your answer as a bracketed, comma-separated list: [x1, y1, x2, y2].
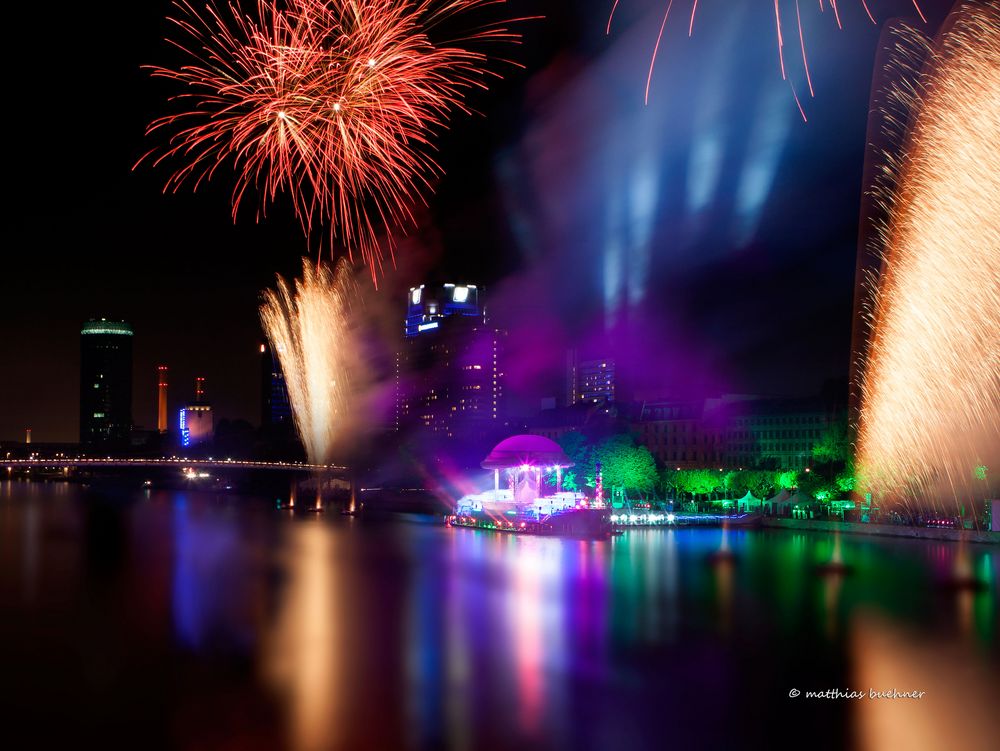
[0, 482, 997, 750]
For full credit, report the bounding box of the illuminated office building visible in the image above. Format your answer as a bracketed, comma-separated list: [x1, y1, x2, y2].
[396, 284, 505, 441]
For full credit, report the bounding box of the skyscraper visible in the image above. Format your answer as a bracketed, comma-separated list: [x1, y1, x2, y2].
[395, 284, 505, 442]
[260, 342, 293, 430]
[79, 319, 133, 446]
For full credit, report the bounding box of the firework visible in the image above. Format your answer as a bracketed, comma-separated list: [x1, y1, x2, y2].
[260, 259, 359, 465]
[855, 2, 1000, 517]
[608, 1, 927, 110]
[141, 0, 519, 280]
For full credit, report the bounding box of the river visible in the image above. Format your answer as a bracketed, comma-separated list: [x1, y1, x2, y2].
[1, 480, 996, 750]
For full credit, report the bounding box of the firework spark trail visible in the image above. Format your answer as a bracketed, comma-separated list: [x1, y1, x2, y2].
[608, 0, 926, 115]
[141, 0, 520, 281]
[260, 259, 359, 465]
[856, 2, 1000, 516]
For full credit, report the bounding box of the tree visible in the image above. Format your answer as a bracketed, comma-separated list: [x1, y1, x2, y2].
[593, 434, 658, 495]
[774, 470, 799, 491]
[557, 431, 589, 466]
[797, 469, 835, 501]
[745, 470, 777, 500]
[662, 467, 684, 499]
[545, 431, 591, 492]
[723, 470, 749, 497]
[812, 416, 850, 464]
[835, 470, 856, 494]
[545, 467, 580, 492]
[678, 468, 724, 500]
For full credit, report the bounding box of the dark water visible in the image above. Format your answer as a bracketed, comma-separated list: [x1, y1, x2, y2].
[1, 480, 997, 751]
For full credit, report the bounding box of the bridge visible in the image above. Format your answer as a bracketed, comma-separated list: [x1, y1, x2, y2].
[4, 457, 348, 474]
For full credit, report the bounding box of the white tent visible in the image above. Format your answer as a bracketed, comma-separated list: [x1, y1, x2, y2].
[764, 489, 792, 514]
[737, 491, 762, 512]
[787, 491, 817, 507]
[784, 491, 818, 518]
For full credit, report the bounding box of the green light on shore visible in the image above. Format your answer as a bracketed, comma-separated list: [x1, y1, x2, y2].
[974, 464, 988, 481]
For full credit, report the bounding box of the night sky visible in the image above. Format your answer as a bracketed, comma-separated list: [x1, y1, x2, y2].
[2, 0, 953, 442]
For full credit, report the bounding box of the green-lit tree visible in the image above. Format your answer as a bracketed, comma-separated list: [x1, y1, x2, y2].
[723, 470, 749, 498]
[811, 414, 854, 501]
[678, 468, 724, 501]
[557, 431, 589, 466]
[745, 470, 777, 500]
[662, 467, 684, 499]
[835, 470, 856, 494]
[797, 469, 836, 501]
[545, 431, 591, 492]
[812, 416, 850, 464]
[774, 470, 799, 491]
[593, 434, 658, 497]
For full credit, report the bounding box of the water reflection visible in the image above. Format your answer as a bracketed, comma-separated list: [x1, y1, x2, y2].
[0, 483, 997, 751]
[171, 495, 251, 650]
[264, 521, 345, 751]
[852, 614, 1000, 751]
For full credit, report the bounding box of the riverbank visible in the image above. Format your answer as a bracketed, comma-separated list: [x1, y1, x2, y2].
[761, 517, 999, 545]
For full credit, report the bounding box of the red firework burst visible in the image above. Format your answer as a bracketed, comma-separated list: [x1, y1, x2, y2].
[140, 0, 520, 279]
[608, 0, 927, 116]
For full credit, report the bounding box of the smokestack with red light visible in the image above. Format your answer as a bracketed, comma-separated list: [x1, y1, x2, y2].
[157, 366, 169, 433]
[195, 377, 205, 403]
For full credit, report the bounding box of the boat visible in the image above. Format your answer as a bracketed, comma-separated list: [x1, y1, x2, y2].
[448, 435, 613, 539]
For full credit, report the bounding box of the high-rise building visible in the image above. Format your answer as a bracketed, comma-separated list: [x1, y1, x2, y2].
[179, 377, 213, 448]
[260, 342, 293, 430]
[567, 349, 616, 405]
[157, 366, 169, 433]
[80, 319, 133, 446]
[395, 283, 505, 441]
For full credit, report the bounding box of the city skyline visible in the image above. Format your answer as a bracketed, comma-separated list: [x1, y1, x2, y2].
[2, 0, 953, 443]
[2, 4, 996, 749]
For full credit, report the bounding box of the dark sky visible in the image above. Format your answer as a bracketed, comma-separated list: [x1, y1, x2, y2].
[2, 0, 953, 442]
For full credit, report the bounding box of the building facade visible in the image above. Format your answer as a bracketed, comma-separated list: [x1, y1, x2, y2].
[530, 393, 844, 472]
[633, 398, 728, 469]
[179, 377, 213, 448]
[632, 395, 841, 470]
[395, 284, 505, 442]
[566, 350, 616, 405]
[80, 319, 133, 446]
[720, 398, 838, 470]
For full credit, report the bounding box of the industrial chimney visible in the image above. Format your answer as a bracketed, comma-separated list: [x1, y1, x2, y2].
[157, 366, 169, 434]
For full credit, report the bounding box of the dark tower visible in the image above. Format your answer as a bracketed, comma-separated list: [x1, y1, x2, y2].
[260, 342, 293, 431]
[80, 319, 133, 446]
